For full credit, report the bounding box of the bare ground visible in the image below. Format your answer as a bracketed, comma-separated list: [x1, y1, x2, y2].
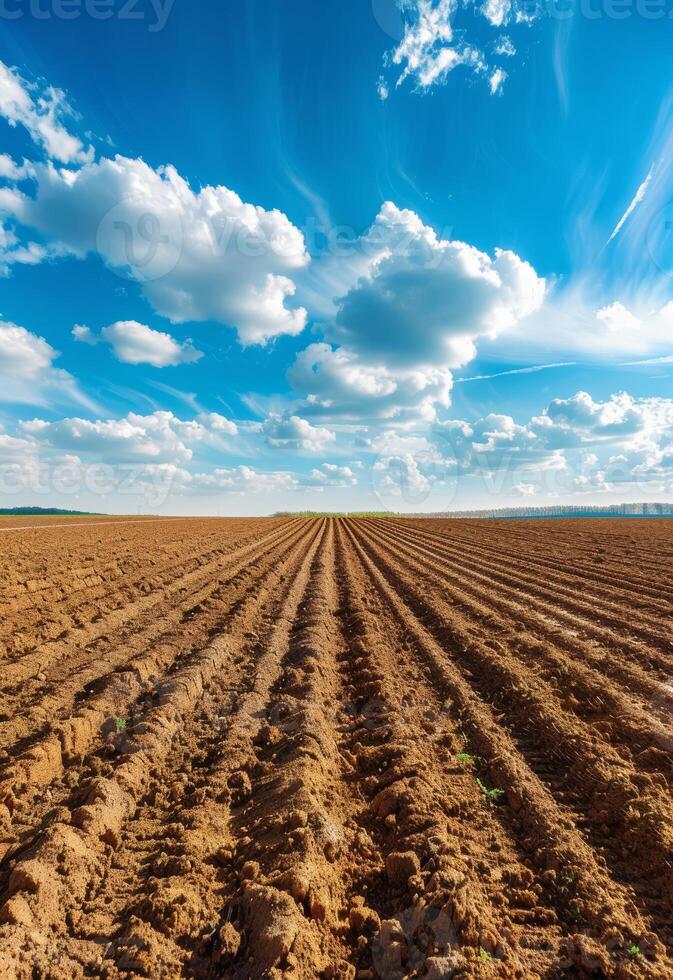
[0, 516, 672, 979]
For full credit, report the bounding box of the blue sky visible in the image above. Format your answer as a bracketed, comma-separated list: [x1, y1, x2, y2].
[0, 0, 672, 514]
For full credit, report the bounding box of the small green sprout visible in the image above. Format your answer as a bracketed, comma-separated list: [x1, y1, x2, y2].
[477, 778, 505, 803]
[115, 717, 127, 733]
[479, 946, 492, 962]
[456, 752, 473, 763]
[628, 944, 641, 957]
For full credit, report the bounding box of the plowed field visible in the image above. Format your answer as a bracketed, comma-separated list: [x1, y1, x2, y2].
[0, 516, 672, 979]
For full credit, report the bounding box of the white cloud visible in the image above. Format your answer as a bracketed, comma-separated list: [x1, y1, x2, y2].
[595, 301, 641, 334]
[607, 163, 656, 245]
[329, 204, 545, 370]
[383, 0, 536, 95]
[186, 465, 299, 495]
[482, 0, 511, 27]
[0, 320, 55, 379]
[262, 413, 336, 452]
[489, 68, 507, 95]
[20, 410, 213, 464]
[491, 289, 673, 362]
[0, 61, 91, 164]
[289, 342, 454, 423]
[0, 153, 28, 180]
[306, 463, 358, 487]
[494, 36, 516, 56]
[0, 426, 34, 462]
[4, 154, 309, 345]
[0, 219, 52, 274]
[372, 453, 435, 508]
[76, 319, 203, 367]
[72, 324, 97, 345]
[197, 412, 238, 437]
[431, 391, 673, 493]
[0, 319, 94, 409]
[390, 0, 485, 91]
[288, 204, 544, 425]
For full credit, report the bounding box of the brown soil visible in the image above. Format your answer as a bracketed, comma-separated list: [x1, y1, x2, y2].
[0, 516, 671, 979]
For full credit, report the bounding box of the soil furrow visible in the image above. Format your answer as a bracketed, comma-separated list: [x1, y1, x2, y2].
[369, 518, 673, 648]
[349, 519, 673, 952]
[1, 515, 671, 979]
[0, 520, 323, 978]
[345, 518, 671, 977]
[0, 518, 305, 760]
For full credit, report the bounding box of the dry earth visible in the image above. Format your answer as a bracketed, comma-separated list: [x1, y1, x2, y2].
[0, 516, 672, 979]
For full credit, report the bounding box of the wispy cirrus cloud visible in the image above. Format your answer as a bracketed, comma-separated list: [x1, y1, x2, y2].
[607, 162, 656, 245]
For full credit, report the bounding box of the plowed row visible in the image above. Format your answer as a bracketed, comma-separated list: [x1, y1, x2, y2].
[1, 516, 672, 979]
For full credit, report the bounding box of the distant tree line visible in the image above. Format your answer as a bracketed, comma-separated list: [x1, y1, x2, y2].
[0, 507, 102, 516]
[421, 502, 673, 519]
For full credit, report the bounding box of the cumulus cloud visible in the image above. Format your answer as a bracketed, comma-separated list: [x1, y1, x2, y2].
[0, 319, 94, 409]
[431, 390, 673, 492]
[73, 319, 203, 367]
[0, 60, 91, 164]
[3, 154, 309, 345]
[262, 413, 336, 452]
[72, 324, 97, 346]
[0, 153, 25, 179]
[390, 0, 485, 91]
[19, 408, 238, 465]
[329, 204, 545, 369]
[2, 408, 250, 503]
[289, 342, 454, 423]
[290, 204, 543, 424]
[196, 412, 238, 437]
[306, 463, 358, 487]
[357, 391, 673, 509]
[21, 410, 206, 463]
[183, 465, 300, 495]
[0, 320, 56, 379]
[0, 426, 35, 462]
[595, 302, 641, 334]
